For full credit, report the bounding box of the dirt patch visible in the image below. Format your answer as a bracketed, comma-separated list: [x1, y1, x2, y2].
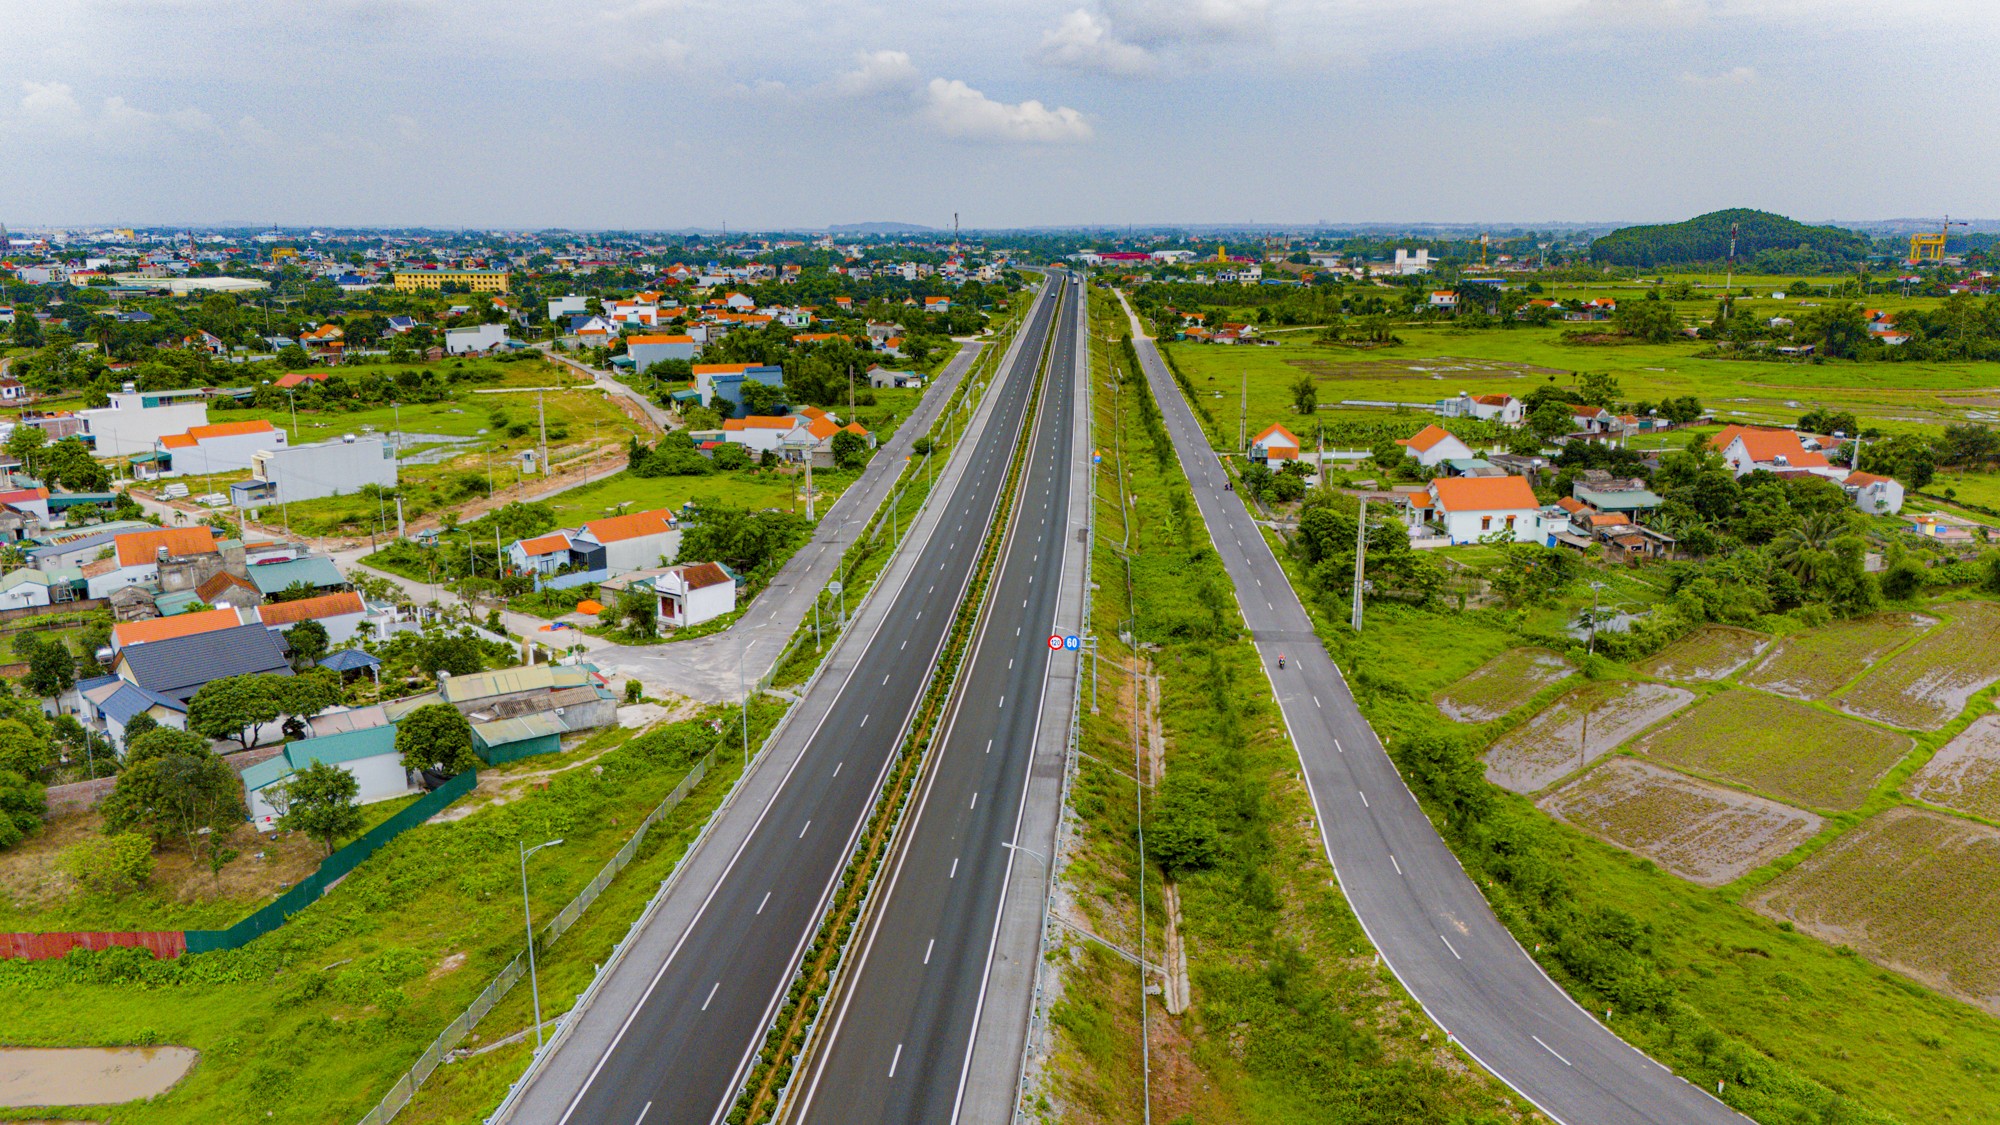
[1749, 807, 2000, 1015]
[0, 809, 324, 918]
[1742, 612, 1936, 700]
[0, 1046, 198, 1107]
[428, 950, 468, 981]
[1634, 625, 1768, 683]
[1539, 759, 1820, 885]
[1482, 681, 1694, 794]
[1840, 602, 2000, 731]
[1906, 713, 2000, 820]
[1434, 647, 1576, 723]
[1632, 690, 1911, 811]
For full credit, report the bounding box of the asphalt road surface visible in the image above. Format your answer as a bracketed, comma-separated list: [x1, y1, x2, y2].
[1120, 297, 1746, 1125]
[790, 273, 1082, 1124]
[533, 280, 1062, 1125]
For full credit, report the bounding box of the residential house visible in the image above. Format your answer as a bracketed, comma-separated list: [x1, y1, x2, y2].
[507, 531, 575, 577]
[1249, 423, 1301, 464]
[867, 366, 924, 389]
[1428, 291, 1458, 310]
[1710, 426, 1839, 479]
[75, 674, 187, 752]
[1439, 392, 1523, 426]
[445, 323, 508, 355]
[155, 419, 287, 475]
[691, 363, 784, 416]
[1907, 513, 1977, 543]
[1398, 423, 1475, 469]
[440, 664, 617, 751]
[230, 434, 396, 507]
[1570, 471, 1663, 517]
[88, 526, 220, 598]
[0, 568, 64, 610]
[244, 556, 346, 599]
[244, 725, 414, 830]
[110, 606, 244, 655]
[1428, 475, 1544, 544]
[112, 623, 293, 703]
[258, 591, 367, 644]
[196, 569, 262, 608]
[78, 385, 209, 457]
[569, 509, 682, 574]
[650, 562, 737, 629]
[627, 334, 698, 374]
[1844, 472, 1906, 516]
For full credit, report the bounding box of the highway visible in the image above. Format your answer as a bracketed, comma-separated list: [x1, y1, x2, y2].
[1119, 294, 1746, 1125]
[789, 273, 1083, 1124]
[501, 278, 1061, 1125]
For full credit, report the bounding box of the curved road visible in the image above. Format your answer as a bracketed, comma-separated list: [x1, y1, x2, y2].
[1119, 292, 1745, 1125]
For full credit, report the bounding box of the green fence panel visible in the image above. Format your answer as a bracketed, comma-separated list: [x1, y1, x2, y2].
[183, 771, 479, 954]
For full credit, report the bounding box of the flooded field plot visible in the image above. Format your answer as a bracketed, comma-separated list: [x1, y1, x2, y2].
[1750, 808, 2000, 1016]
[1482, 680, 1694, 794]
[1906, 713, 2000, 821]
[1840, 602, 2000, 731]
[1540, 759, 1821, 885]
[1635, 625, 1769, 683]
[1740, 613, 1935, 701]
[1632, 690, 1911, 811]
[1434, 647, 1576, 723]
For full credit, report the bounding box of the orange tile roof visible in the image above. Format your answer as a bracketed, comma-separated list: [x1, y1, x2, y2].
[676, 562, 733, 590]
[583, 508, 676, 544]
[693, 363, 755, 376]
[1557, 496, 1587, 513]
[804, 418, 839, 441]
[113, 606, 241, 648]
[114, 527, 219, 568]
[1726, 428, 1810, 464]
[725, 416, 798, 431]
[841, 422, 870, 435]
[1431, 475, 1539, 512]
[1401, 424, 1460, 453]
[1845, 471, 1892, 487]
[162, 420, 280, 448]
[258, 591, 364, 626]
[196, 571, 259, 603]
[1588, 513, 1631, 528]
[517, 533, 571, 556]
[1473, 394, 1513, 406]
[628, 333, 695, 345]
[1265, 446, 1298, 460]
[1252, 423, 1299, 447]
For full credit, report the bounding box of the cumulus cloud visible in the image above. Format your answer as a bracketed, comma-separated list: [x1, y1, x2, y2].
[1102, 0, 1269, 44]
[921, 77, 1091, 143]
[834, 49, 921, 97]
[11, 80, 218, 141]
[1037, 9, 1156, 75]
[1679, 64, 1757, 85]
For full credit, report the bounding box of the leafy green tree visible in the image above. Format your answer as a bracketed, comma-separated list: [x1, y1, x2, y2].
[1613, 294, 1679, 343]
[396, 702, 479, 777]
[1801, 302, 1869, 359]
[120, 712, 161, 750]
[614, 584, 658, 637]
[1937, 423, 2000, 468]
[21, 635, 74, 698]
[100, 733, 245, 854]
[1290, 372, 1318, 415]
[186, 674, 283, 751]
[413, 629, 485, 676]
[1528, 401, 1574, 442]
[0, 770, 43, 850]
[1574, 371, 1622, 407]
[4, 425, 47, 475]
[737, 379, 784, 418]
[284, 619, 330, 668]
[1798, 408, 1859, 437]
[1369, 438, 1403, 473]
[0, 718, 54, 779]
[1147, 774, 1220, 873]
[39, 436, 109, 491]
[1488, 544, 1581, 607]
[272, 669, 341, 736]
[678, 502, 807, 575]
[272, 761, 363, 856]
[831, 429, 869, 471]
[711, 443, 751, 471]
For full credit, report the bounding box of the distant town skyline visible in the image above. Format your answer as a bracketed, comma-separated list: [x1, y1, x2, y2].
[3, 0, 1995, 229]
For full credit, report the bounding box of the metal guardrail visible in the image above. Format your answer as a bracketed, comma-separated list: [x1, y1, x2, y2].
[357, 744, 719, 1125]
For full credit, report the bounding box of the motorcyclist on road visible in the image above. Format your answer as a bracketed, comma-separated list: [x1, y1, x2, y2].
[1278, 654, 1286, 669]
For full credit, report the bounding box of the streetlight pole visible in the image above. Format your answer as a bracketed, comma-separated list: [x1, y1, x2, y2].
[518, 837, 565, 1053]
[739, 619, 750, 768]
[285, 387, 299, 442]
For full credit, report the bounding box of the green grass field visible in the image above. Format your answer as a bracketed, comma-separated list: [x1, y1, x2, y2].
[1740, 611, 1938, 700]
[1633, 690, 1912, 812]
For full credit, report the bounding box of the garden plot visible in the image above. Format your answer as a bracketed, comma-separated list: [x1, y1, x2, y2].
[1750, 807, 2000, 1016]
[1434, 647, 1575, 723]
[1539, 759, 1821, 886]
[1906, 713, 2000, 820]
[1481, 681, 1693, 794]
[1634, 625, 1768, 683]
[1840, 602, 2000, 731]
[1740, 612, 1935, 700]
[1632, 690, 1911, 811]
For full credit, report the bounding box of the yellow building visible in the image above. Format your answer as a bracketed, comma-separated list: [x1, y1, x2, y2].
[392, 268, 510, 294]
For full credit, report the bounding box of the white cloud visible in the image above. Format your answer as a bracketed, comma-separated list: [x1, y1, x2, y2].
[10, 80, 218, 141]
[835, 50, 921, 97]
[1103, 0, 1268, 44]
[18, 81, 83, 119]
[1037, 9, 1157, 75]
[1679, 64, 1757, 85]
[921, 77, 1092, 143]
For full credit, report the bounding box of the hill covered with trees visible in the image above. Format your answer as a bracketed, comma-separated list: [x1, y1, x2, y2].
[1590, 208, 1873, 270]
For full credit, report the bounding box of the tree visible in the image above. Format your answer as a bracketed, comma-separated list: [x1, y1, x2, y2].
[1370, 438, 1403, 473]
[1801, 302, 1869, 359]
[396, 702, 479, 777]
[737, 379, 784, 418]
[120, 711, 160, 750]
[0, 718, 54, 779]
[1574, 371, 1622, 407]
[413, 629, 485, 676]
[712, 442, 751, 471]
[186, 674, 283, 751]
[1937, 423, 2000, 468]
[271, 670, 340, 738]
[4, 425, 47, 475]
[271, 761, 363, 856]
[1487, 544, 1581, 607]
[830, 430, 869, 471]
[39, 437, 109, 491]
[61, 832, 153, 893]
[1290, 372, 1318, 415]
[21, 635, 74, 698]
[1613, 294, 1679, 343]
[1799, 408, 1859, 437]
[614, 584, 658, 637]
[284, 619, 330, 668]
[1528, 401, 1574, 442]
[100, 733, 245, 854]
[0, 770, 43, 850]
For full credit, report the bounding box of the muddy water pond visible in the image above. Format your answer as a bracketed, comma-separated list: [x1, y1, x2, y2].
[0, 1046, 198, 1107]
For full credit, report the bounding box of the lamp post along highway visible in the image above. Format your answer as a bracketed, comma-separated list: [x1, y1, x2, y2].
[519, 837, 565, 1053]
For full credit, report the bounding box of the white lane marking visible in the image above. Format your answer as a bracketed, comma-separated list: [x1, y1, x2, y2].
[1358, 791, 1369, 808]
[1008, 658, 1014, 669]
[1016, 627, 1021, 635]
[1533, 1035, 1572, 1067]
[998, 695, 1006, 708]
[859, 714, 869, 728]
[833, 761, 843, 777]
[900, 640, 907, 650]
[1335, 738, 1343, 753]
[702, 982, 720, 1010]
[985, 739, 993, 753]
[1313, 696, 1321, 708]
[889, 1043, 903, 1078]
[924, 939, 935, 964]
[1441, 935, 1461, 960]
[799, 820, 811, 839]
[883, 674, 891, 685]
[970, 792, 979, 810]
[1391, 854, 1403, 876]
[757, 891, 771, 914]
[950, 857, 959, 878]
[634, 1101, 653, 1125]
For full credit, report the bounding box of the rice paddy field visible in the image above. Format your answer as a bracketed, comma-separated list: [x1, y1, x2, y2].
[1538, 758, 1822, 886]
[1907, 714, 2000, 822]
[1750, 807, 2000, 1017]
[1633, 624, 1769, 683]
[1431, 646, 1574, 723]
[1633, 690, 1911, 811]
[1480, 680, 1693, 794]
[1740, 612, 1937, 701]
[1839, 602, 2000, 731]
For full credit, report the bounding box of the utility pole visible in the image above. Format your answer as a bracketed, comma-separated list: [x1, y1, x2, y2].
[804, 442, 815, 521]
[395, 496, 406, 540]
[1350, 497, 1368, 633]
[1586, 580, 1607, 656]
[847, 364, 855, 420]
[1238, 370, 1248, 453]
[536, 390, 550, 476]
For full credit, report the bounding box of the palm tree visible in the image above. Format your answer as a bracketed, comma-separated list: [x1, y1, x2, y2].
[1773, 511, 1847, 584]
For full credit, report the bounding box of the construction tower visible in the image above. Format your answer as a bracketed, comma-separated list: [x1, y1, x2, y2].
[1909, 216, 1968, 264]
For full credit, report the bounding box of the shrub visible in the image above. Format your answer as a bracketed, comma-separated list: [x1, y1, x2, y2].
[63, 833, 156, 896]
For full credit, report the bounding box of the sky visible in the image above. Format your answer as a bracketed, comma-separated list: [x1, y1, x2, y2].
[2, 0, 1997, 231]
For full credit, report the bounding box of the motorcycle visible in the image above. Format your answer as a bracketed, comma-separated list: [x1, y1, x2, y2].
[1278, 655, 1286, 670]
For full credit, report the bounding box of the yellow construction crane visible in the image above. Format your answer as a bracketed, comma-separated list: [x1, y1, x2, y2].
[1909, 216, 1968, 264]
[1478, 233, 1490, 270]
